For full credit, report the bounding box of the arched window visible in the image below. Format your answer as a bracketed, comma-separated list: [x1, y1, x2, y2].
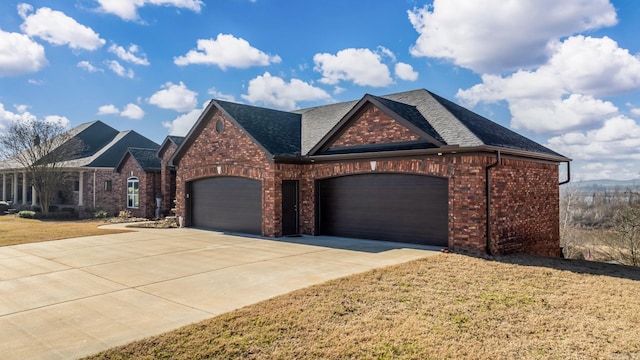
[127, 177, 139, 208]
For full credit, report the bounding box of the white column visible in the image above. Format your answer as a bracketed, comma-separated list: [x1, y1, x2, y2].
[13, 173, 18, 203]
[78, 171, 84, 206]
[2, 173, 6, 201]
[21, 172, 27, 205]
[31, 186, 37, 206]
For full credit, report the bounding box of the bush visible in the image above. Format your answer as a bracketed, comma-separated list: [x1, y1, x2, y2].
[94, 210, 110, 219]
[18, 210, 36, 219]
[118, 210, 132, 219]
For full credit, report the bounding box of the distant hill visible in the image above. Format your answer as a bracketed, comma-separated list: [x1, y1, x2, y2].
[568, 179, 640, 191]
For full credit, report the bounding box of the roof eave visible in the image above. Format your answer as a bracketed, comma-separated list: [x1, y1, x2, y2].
[274, 145, 570, 164]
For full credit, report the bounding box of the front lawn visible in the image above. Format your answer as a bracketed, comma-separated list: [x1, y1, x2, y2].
[85, 253, 640, 359]
[0, 216, 132, 246]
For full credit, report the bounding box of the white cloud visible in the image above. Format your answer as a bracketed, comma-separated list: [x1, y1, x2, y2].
[0, 103, 36, 132]
[95, 0, 204, 21]
[456, 36, 640, 135]
[0, 103, 70, 134]
[395, 62, 418, 81]
[207, 88, 236, 102]
[105, 60, 134, 78]
[547, 116, 640, 161]
[408, 0, 617, 74]
[148, 81, 198, 112]
[174, 33, 281, 70]
[120, 103, 144, 119]
[631, 108, 640, 117]
[97, 104, 119, 115]
[19, 4, 105, 51]
[162, 101, 211, 136]
[313, 48, 393, 87]
[108, 43, 149, 65]
[43, 115, 71, 128]
[241, 72, 332, 110]
[0, 28, 47, 77]
[78, 60, 103, 73]
[97, 103, 144, 119]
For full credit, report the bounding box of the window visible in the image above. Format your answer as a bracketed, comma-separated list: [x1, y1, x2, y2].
[127, 177, 139, 208]
[104, 180, 112, 192]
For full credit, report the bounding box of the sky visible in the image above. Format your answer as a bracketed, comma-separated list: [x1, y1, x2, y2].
[1, 0, 639, 181]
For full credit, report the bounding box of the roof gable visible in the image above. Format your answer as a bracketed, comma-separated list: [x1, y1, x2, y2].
[215, 100, 301, 156]
[157, 135, 185, 158]
[172, 100, 301, 165]
[88, 131, 159, 168]
[309, 94, 445, 155]
[115, 147, 162, 172]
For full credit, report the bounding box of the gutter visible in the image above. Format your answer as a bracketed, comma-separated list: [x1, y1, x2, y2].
[485, 151, 501, 256]
[273, 145, 569, 164]
[559, 161, 571, 185]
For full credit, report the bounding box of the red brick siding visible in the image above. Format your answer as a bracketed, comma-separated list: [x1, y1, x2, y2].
[159, 142, 177, 213]
[490, 159, 560, 257]
[82, 170, 123, 215]
[119, 155, 161, 219]
[174, 110, 277, 235]
[294, 155, 559, 257]
[174, 108, 561, 257]
[329, 104, 421, 149]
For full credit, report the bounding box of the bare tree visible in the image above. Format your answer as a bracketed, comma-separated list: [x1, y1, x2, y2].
[0, 119, 83, 215]
[606, 191, 640, 266]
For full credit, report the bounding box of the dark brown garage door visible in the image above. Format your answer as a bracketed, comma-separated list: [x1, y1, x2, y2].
[191, 177, 262, 235]
[317, 173, 448, 246]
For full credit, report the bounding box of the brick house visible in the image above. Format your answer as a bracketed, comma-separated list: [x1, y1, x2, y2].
[0, 120, 160, 216]
[170, 89, 570, 257]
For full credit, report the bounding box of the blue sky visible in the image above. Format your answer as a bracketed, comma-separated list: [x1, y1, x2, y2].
[1, 0, 639, 181]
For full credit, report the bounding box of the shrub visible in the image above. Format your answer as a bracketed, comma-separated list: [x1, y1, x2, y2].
[118, 210, 132, 219]
[94, 210, 110, 219]
[18, 210, 36, 219]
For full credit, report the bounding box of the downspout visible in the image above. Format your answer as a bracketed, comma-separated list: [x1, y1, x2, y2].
[93, 169, 96, 208]
[485, 151, 501, 256]
[559, 161, 571, 185]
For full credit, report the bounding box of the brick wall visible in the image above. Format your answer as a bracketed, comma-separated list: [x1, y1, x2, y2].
[119, 155, 161, 219]
[82, 169, 123, 216]
[159, 142, 177, 213]
[174, 108, 561, 257]
[490, 158, 560, 257]
[294, 155, 559, 256]
[174, 109, 275, 233]
[329, 104, 421, 149]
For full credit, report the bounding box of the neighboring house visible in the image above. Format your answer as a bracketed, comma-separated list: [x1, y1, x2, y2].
[0, 120, 159, 216]
[170, 89, 571, 257]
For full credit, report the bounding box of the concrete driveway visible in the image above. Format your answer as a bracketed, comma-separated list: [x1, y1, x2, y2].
[0, 225, 439, 359]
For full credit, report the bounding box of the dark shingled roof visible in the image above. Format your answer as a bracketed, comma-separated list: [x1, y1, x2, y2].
[167, 136, 185, 147]
[215, 100, 301, 156]
[69, 121, 120, 159]
[427, 91, 565, 158]
[119, 148, 162, 171]
[88, 131, 159, 168]
[172, 89, 568, 164]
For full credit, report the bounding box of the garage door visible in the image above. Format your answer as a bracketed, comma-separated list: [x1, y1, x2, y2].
[317, 173, 448, 246]
[191, 177, 262, 235]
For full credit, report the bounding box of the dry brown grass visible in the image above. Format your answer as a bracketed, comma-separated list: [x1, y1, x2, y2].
[0, 216, 132, 246]
[85, 253, 640, 360]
